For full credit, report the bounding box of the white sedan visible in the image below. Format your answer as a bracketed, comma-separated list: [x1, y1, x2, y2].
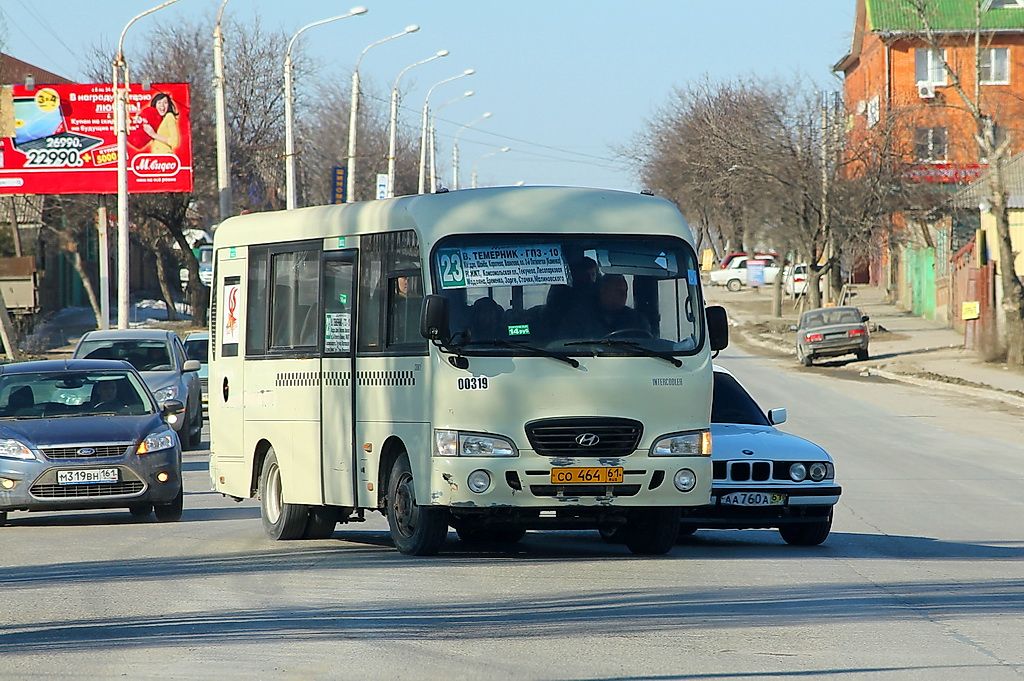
[708, 257, 782, 291]
[679, 365, 841, 545]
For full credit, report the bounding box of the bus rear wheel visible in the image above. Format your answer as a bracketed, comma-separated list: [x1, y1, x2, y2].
[387, 453, 448, 556]
[623, 507, 680, 555]
[260, 448, 308, 540]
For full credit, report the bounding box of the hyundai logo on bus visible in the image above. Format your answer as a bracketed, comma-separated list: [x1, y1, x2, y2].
[575, 433, 601, 447]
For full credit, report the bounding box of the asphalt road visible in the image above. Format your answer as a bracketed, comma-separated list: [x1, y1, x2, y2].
[2, 348, 1023, 680]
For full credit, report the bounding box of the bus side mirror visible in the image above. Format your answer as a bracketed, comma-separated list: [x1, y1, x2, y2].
[421, 295, 450, 342]
[706, 305, 729, 352]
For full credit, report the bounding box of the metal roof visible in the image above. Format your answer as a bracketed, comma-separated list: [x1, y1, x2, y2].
[868, 0, 1024, 32]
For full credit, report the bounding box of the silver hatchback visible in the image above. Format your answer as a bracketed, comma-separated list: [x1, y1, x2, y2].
[795, 306, 870, 367]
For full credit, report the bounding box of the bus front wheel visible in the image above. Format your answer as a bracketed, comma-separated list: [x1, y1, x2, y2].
[260, 448, 308, 540]
[387, 453, 448, 556]
[623, 507, 680, 555]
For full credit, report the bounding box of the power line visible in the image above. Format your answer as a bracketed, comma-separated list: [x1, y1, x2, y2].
[2, 5, 79, 78]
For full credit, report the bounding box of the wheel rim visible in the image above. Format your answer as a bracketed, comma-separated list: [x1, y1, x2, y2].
[392, 471, 417, 538]
[265, 462, 282, 524]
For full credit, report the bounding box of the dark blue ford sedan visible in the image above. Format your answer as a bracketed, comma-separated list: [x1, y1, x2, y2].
[0, 359, 184, 525]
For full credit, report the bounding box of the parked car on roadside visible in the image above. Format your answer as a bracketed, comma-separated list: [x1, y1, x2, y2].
[709, 256, 782, 291]
[72, 329, 204, 448]
[0, 359, 185, 526]
[718, 251, 778, 270]
[183, 331, 209, 413]
[782, 263, 823, 297]
[795, 306, 870, 367]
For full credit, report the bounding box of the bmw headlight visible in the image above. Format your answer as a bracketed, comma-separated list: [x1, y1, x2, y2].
[789, 462, 808, 482]
[0, 439, 35, 461]
[651, 430, 711, 457]
[433, 430, 518, 457]
[137, 429, 177, 455]
[809, 462, 828, 482]
[153, 385, 179, 402]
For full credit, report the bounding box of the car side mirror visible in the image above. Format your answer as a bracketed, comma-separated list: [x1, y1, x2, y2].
[420, 294, 450, 342]
[183, 360, 201, 372]
[788, 324, 798, 332]
[706, 305, 729, 352]
[861, 315, 870, 322]
[767, 408, 788, 425]
[161, 399, 185, 424]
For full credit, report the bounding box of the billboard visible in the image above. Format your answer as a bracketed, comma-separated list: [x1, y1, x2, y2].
[0, 82, 193, 195]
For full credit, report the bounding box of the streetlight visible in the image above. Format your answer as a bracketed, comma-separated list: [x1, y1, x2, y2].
[429, 89, 473, 192]
[387, 50, 448, 198]
[452, 111, 491, 190]
[419, 68, 474, 194]
[113, 0, 181, 330]
[347, 24, 419, 203]
[284, 6, 368, 210]
[213, 0, 231, 223]
[471, 146, 511, 189]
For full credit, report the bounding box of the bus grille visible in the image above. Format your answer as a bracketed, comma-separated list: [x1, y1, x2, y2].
[525, 417, 642, 457]
[31, 481, 145, 498]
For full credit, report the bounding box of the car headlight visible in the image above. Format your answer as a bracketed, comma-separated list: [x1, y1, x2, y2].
[137, 429, 177, 455]
[650, 430, 711, 456]
[0, 439, 35, 461]
[433, 430, 518, 457]
[809, 462, 828, 482]
[153, 385, 179, 402]
[789, 462, 807, 482]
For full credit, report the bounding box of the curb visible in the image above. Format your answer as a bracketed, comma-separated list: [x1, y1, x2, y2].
[731, 323, 1024, 411]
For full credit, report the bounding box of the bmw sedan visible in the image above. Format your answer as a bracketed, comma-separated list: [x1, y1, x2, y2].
[0, 360, 184, 526]
[678, 365, 841, 545]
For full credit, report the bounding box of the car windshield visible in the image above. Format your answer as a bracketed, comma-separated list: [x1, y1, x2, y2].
[183, 338, 208, 364]
[802, 308, 862, 328]
[711, 372, 770, 426]
[76, 339, 174, 372]
[0, 371, 153, 419]
[432, 235, 704, 356]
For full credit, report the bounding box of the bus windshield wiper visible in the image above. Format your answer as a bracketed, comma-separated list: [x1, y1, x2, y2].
[563, 339, 682, 367]
[470, 339, 582, 368]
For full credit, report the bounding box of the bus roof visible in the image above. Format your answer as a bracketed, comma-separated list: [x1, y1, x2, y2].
[213, 186, 693, 251]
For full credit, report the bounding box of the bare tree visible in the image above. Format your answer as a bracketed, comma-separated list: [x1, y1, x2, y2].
[908, 0, 1024, 366]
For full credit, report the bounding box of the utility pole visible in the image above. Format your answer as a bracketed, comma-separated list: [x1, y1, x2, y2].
[213, 0, 232, 222]
[97, 205, 110, 330]
[820, 91, 833, 306]
[7, 198, 22, 257]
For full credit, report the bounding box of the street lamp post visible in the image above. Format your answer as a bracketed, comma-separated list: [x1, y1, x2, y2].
[471, 146, 510, 189]
[418, 69, 474, 194]
[452, 111, 491, 190]
[387, 50, 448, 198]
[429, 89, 473, 192]
[347, 24, 418, 204]
[213, 0, 231, 223]
[284, 6, 367, 211]
[113, 0, 180, 330]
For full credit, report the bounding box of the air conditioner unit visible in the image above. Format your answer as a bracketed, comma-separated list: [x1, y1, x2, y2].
[918, 83, 936, 100]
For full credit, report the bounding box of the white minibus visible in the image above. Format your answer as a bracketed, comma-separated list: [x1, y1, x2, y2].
[209, 186, 729, 555]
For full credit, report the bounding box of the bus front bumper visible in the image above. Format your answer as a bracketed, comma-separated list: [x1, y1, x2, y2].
[428, 452, 711, 508]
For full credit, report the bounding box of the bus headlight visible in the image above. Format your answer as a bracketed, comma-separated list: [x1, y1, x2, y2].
[433, 430, 518, 458]
[650, 430, 711, 457]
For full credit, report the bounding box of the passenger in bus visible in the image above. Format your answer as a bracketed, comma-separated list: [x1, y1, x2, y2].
[569, 274, 651, 337]
[469, 297, 505, 341]
[389, 275, 423, 344]
[542, 257, 600, 339]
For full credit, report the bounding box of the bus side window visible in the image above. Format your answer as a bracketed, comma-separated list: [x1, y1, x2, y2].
[246, 247, 269, 356]
[387, 273, 423, 346]
[269, 249, 319, 351]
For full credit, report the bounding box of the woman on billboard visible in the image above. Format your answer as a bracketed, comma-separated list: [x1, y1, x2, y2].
[128, 92, 180, 153]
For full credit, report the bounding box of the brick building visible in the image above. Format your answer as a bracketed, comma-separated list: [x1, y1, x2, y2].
[834, 0, 1024, 324]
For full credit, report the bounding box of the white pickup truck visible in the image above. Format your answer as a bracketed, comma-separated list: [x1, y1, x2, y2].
[709, 256, 781, 291]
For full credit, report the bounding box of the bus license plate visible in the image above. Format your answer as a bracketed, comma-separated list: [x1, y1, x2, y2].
[720, 492, 786, 506]
[57, 469, 119, 485]
[551, 467, 624, 484]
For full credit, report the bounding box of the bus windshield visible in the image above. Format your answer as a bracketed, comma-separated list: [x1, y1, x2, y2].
[432, 235, 704, 356]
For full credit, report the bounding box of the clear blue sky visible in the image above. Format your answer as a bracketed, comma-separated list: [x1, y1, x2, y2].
[1, 1, 855, 191]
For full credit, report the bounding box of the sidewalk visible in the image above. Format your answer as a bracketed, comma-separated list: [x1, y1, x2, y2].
[707, 283, 1024, 407]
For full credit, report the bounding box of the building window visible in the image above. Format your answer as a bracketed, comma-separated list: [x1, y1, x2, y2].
[915, 48, 947, 85]
[980, 47, 1010, 84]
[914, 127, 948, 162]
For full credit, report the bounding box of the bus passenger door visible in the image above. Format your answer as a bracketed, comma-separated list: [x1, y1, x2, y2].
[210, 249, 248, 497]
[321, 250, 358, 508]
